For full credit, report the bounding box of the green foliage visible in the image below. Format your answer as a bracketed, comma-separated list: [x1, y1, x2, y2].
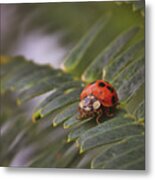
[0, 2, 144, 170]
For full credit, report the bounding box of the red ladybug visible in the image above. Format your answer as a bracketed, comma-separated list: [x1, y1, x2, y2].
[78, 80, 119, 123]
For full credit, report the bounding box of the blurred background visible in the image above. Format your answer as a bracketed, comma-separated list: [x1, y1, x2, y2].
[1, 3, 70, 68]
[1, 2, 143, 68]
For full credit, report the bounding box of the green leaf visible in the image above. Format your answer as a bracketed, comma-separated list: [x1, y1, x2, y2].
[132, 0, 145, 15]
[112, 55, 144, 101]
[67, 122, 94, 142]
[11, 66, 56, 91]
[34, 88, 82, 120]
[77, 116, 144, 153]
[91, 135, 145, 169]
[134, 101, 145, 120]
[82, 26, 139, 82]
[52, 102, 79, 127]
[63, 116, 92, 130]
[2, 63, 38, 91]
[61, 15, 110, 73]
[1, 56, 25, 77]
[52, 143, 79, 168]
[35, 81, 82, 111]
[16, 74, 73, 104]
[104, 39, 144, 81]
[126, 83, 144, 118]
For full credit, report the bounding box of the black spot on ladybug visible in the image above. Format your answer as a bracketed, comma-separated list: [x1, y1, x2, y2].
[111, 96, 116, 104]
[98, 82, 105, 87]
[107, 86, 114, 93]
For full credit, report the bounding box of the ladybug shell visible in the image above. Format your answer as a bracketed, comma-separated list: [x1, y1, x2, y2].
[80, 80, 119, 107]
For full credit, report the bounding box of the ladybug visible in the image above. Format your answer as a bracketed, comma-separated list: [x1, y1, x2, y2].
[78, 80, 119, 124]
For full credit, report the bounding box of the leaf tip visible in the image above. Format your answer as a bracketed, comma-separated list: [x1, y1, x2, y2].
[81, 73, 95, 84]
[124, 113, 136, 121]
[79, 147, 84, 154]
[138, 118, 145, 125]
[60, 63, 67, 72]
[32, 110, 43, 123]
[81, 74, 86, 82]
[63, 123, 69, 129]
[67, 138, 71, 143]
[76, 140, 80, 147]
[52, 121, 57, 127]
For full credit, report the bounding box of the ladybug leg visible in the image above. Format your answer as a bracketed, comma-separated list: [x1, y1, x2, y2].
[105, 107, 114, 117]
[77, 107, 84, 120]
[77, 107, 89, 120]
[96, 108, 103, 124]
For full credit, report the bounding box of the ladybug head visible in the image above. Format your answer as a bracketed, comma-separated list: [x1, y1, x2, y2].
[79, 95, 101, 112]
